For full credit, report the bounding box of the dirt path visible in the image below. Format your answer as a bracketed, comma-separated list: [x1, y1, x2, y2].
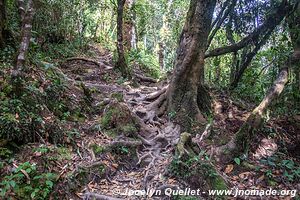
[61, 47, 183, 200]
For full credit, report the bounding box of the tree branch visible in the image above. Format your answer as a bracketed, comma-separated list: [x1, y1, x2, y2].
[205, 0, 294, 58]
[207, 0, 237, 49]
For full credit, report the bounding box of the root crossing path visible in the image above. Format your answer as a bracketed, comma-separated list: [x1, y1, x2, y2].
[62, 49, 183, 200]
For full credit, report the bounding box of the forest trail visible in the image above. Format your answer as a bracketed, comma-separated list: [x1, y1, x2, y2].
[61, 45, 183, 199]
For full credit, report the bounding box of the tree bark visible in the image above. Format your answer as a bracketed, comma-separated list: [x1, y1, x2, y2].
[123, 0, 136, 51]
[0, 0, 6, 47]
[116, 0, 129, 78]
[158, 42, 165, 70]
[12, 0, 34, 79]
[216, 3, 300, 159]
[165, 0, 216, 130]
[288, 3, 300, 92]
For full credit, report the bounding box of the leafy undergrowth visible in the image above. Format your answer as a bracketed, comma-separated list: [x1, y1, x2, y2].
[0, 44, 147, 199]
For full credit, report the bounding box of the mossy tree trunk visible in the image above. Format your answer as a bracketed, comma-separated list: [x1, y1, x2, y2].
[12, 0, 34, 79]
[123, 0, 136, 51]
[0, 0, 6, 48]
[288, 3, 300, 93]
[116, 0, 130, 78]
[166, 0, 216, 130]
[232, 66, 289, 153]
[218, 18, 300, 158]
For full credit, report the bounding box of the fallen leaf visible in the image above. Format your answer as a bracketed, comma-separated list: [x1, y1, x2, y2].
[239, 172, 251, 180]
[256, 175, 265, 184]
[224, 164, 234, 174]
[34, 152, 42, 157]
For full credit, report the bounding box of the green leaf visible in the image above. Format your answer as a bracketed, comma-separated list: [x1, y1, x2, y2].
[9, 180, 16, 188]
[234, 158, 241, 165]
[45, 180, 53, 188]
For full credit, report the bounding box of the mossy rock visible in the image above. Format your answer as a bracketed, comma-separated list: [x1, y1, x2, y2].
[100, 102, 139, 138]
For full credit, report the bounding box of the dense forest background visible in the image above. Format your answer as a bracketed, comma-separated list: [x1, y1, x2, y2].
[0, 0, 300, 199]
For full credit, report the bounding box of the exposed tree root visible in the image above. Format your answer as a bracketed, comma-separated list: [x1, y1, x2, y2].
[83, 192, 122, 200]
[110, 140, 143, 148]
[65, 57, 110, 69]
[135, 73, 157, 83]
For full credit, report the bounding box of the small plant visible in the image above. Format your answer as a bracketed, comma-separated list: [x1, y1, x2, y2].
[0, 162, 57, 199]
[168, 111, 177, 120]
[234, 157, 241, 165]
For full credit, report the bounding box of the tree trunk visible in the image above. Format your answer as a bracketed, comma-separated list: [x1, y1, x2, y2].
[216, 4, 300, 159]
[0, 0, 6, 47]
[214, 57, 221, 83]
[123, 0, 136, 51]
[12, 0, 34, 79]
[234, 66, 288, 151]
[158, 42, 165, 70]
[288, 3, 300, 92]
[166, 0, 216, 130]
[116, 0, 129, 77]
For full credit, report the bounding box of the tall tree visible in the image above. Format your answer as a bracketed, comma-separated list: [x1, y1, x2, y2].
[288, 3, 300, 91]
[0, 0, 6, 47]
[206, 0, 295, 89]
[123, 0, 137, 51]
[216, 2, 300, 160]
[12, 0, 34, 79]
[116, 0, 130, 78]
[148, 0, 216, 131]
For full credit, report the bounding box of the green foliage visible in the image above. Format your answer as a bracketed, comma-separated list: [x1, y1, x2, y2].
[234, 157, 241, 165]
[0, 162, 57, 199]
[169, 155, 227, 191]
[128, 50, 161, 79]
[0, 147, 13, 159]
[260, 155, 300, 183]
[90, 144, 105, 155]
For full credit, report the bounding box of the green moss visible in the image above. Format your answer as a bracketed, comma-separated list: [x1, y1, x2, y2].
[121, 124, 138, 135]
[90, 144, 105, 155]
[100, 102, 139, 138]
[210, 175, 227, 190]
[51, 147, 72, 161]
[169, 155, 227, 197]
[110, 92, 124, 102]
[100, 107, 116, 129]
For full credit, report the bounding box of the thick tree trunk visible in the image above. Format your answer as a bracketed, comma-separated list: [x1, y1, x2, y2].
[116, 0, 129, 77]
[288, 3, 300, 92]
[12, 0, 34, 78]
[166, 0, 216, 130]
